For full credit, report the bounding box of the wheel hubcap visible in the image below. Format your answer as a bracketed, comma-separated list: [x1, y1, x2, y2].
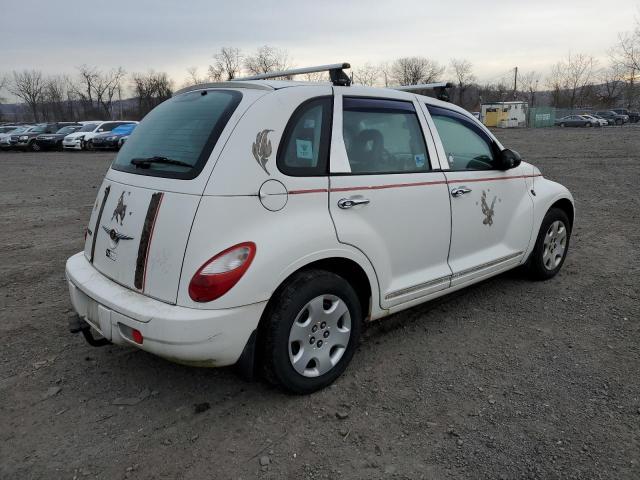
[542, 220, 567, 271]
[288, 294, 351, 378]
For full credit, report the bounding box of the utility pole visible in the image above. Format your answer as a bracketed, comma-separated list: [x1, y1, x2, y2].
[513, 66, 518, 99]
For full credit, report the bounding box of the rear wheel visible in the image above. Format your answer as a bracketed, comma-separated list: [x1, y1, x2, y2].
[261, 269, 362, 394]
[559, 123, 565, 127]
[585, 122, 592, 127]
[527, 208, 571, 280]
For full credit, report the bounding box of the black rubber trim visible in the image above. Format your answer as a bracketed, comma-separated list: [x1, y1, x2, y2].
[90, 185, 111, 264]
[134, 192, 163, 290]
[276, 96, 333, 177]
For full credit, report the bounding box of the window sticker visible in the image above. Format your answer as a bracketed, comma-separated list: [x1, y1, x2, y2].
[296, 139, 313, 159]
[303, 119, 316, 128]
[414, 153, 426, 168]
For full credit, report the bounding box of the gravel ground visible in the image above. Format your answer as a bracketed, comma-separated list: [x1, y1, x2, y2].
[1, 125, 639, 480]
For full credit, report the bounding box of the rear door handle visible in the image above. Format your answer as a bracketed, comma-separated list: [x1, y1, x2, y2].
[451, 186, 472, 198]
[338, 197, 370, 209]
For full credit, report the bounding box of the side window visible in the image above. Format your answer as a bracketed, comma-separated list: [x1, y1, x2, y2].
[343, 97, 429, 174]
[277, 97, 332, 176]
[428, 106, 498, 171]
[101, 123, 117, 132]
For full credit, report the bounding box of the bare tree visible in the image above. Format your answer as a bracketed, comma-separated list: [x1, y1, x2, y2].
[131, 70, 173, 118]
[391, 57, 444, 85]
[546, 63, 564, 107]
[449, 58, 475, 106]
[597, 64, 626, 107]
[378, 61, 393, 87]
[518, 70, 541, 106]
[75, 65, 126, 119]
[9, 70, 46, 122]
[185, 66, 207, 86]
[244, 46, 290, 76]
[209, 47, 243, 80]
[352, 62, 379, 87]
[611, 21, 640, 108]
[548, 53, 596, 109]
[42, 75, 72, 120]
[302, 72, 329, 82]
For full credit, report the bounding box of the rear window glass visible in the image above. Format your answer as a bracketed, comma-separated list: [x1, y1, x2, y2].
[112, 89, 242, 179]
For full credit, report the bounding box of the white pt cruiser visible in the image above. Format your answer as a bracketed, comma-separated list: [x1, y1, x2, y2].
[66, 64, 574, 394]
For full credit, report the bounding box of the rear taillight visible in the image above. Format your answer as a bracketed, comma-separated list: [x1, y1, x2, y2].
[188, 242, 256, 302]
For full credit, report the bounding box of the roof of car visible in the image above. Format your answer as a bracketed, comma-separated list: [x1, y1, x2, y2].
[177, 80, 455, 107]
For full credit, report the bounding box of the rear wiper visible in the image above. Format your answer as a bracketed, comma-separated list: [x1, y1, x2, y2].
[130, 156, 192, 169]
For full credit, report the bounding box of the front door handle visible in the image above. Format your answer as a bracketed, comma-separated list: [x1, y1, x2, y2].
[451, 186, 472, 198]
[338, 197, 370, 209]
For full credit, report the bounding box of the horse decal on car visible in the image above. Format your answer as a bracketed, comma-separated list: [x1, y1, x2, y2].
[111, 192, 127, 225]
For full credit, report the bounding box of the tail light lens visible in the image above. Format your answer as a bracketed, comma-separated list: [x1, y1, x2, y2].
[188, 242, 256, 302]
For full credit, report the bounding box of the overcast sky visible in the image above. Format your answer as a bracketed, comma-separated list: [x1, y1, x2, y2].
[1, 0, 639, 89]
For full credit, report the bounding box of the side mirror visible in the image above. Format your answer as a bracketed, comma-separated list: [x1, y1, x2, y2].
[499, 148, 522, 170]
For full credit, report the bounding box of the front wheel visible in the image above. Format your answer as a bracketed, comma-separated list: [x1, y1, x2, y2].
[30, 141, 41, 152]
[559, 123, 565, 128]
[527, 208, 571, 280]
[261, 269, 362, 394]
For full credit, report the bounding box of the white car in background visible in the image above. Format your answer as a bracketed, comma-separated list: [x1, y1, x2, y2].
[65, 64, 574, 394]
[580, 114, 607, 127]
[63, 121, 138, 150]
[0, 125, 34, 149]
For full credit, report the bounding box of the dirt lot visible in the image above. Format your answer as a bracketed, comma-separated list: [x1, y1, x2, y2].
[1, 125, 639, 480]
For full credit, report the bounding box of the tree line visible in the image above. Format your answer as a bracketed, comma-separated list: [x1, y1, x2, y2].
[1, 22, 639, 123]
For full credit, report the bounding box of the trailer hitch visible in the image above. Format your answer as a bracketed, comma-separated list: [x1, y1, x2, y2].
[68, 314, 111, 347]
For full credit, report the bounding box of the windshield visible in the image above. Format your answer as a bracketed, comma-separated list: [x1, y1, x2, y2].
[112, 89, 242, 179]
[31, 126, 47, 133]
[78, 123, 98, 132]
[111, 124, 135, 135]
[57, 126, 79, 135]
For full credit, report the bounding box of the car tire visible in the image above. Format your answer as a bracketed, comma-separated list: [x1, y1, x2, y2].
[30, 141, 40, 152]
[526, 208, 571, 281]
[559, 123, 565, 127]
[585, 122, 592, 127]
[615, 119, 622, 125]
[261, 269, 362, 394]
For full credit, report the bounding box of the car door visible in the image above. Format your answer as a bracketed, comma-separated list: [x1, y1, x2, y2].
[423, 104, 533, 287]
[329, 88, 452, 309]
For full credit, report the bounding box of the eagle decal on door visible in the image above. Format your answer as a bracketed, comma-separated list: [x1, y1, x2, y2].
[252, 129, 273, 175]
[480, 190, 497, 226]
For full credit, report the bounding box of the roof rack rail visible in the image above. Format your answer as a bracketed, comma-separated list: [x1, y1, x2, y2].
[392, 82, 454, 101]
[235, 62, 351, 86]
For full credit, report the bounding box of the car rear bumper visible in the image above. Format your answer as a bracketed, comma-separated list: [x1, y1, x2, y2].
[65, 252, 266, 366]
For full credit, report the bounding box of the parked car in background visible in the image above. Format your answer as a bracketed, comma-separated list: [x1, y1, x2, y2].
[555, 115, 594, 127]
[580, 114, 607, 127]
[10, 122, 79, 151]
[63, 121, 138, 151]
[0, 125, 30, 150]
[34, 125, 83, 151]
[612, 108, 639, 123]
[91, 123, 137, 151]
[0, 126, 27, 149]
[595, 110, 628, 125]
[0, 125, 21, 134]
